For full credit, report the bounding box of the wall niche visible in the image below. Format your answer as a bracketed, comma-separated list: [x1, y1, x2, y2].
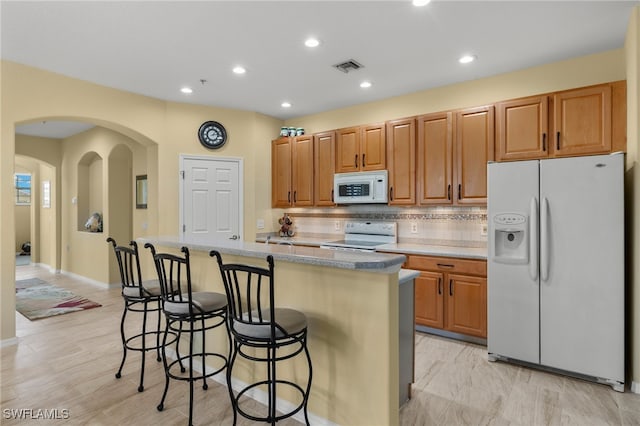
[77, 151, 103, 232]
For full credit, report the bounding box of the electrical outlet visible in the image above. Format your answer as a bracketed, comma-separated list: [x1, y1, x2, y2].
[410, 222, 418, 234]
[334, 220, 341, 231]
[481, 224, 488, 236]
[257, 219, 265, 229]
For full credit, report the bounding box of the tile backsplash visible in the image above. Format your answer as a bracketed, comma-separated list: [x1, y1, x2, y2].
[283, 205, 487, 248]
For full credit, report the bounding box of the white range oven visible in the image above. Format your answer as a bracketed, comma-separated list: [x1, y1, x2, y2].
[320, 221, 397, 252]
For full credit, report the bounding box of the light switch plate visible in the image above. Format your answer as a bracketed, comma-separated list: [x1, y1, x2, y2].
[410, 222, 418, 233]
[481, 224, 488, 236]
[257, 219, 265, 229]
[334, 221, 341, 231]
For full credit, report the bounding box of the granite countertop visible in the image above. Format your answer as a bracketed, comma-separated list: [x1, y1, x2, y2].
[376, 243, 487, 260]
[255, 234, 488, 260]
[139, 235, 405, 274]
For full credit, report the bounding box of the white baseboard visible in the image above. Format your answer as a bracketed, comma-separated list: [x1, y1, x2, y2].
[58, 270, 118, 289]
[163, 347, 335, 426]
[1, 337, 18, 348]
[631, 381, 640, 394]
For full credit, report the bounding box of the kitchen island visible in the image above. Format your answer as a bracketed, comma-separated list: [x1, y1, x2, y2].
[139, 236, 407, 426]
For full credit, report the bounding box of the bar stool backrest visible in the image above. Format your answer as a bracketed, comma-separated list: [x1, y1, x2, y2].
[145, 244, 197, 318]
[107, 237, 147, 299]
[211, 252, 281, 342]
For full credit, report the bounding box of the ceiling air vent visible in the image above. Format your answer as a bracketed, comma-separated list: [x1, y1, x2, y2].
[333, 59, 364, 74]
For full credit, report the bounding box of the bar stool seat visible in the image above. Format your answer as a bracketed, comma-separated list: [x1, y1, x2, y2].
[235, 308, 307, 339]
[164, 291, 227, 316]
[121, 280, 162, 297]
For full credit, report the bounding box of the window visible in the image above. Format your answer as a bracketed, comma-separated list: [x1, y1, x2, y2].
[15, 173, 31, 205]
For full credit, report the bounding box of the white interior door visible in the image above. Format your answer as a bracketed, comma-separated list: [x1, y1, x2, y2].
[180, 155, 243, 242]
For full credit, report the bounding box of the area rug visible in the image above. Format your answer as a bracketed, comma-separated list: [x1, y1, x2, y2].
[15, 278, 102, 320]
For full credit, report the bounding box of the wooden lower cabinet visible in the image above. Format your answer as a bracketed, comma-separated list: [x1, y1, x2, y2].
[446, 273, 487, 337]
[407, 255, 487, 339]
[414, 270, 444, 329]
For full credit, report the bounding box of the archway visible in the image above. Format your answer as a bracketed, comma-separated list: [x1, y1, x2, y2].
[13, 117, 158, 286]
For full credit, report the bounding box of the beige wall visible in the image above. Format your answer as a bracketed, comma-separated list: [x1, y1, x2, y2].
[625, 6, 640, 391]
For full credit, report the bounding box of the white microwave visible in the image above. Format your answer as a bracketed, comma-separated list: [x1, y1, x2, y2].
[333, 170, 388, 204]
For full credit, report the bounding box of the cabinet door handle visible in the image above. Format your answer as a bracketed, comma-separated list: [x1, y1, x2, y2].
[542, 133, 546, 151]
[458, 184, 461, 200]
[556, 131, 560, 150]
[294, 191, 297, 203]
[355, 154, 358, 168]
[449, 279, 453, 296]
[362, 154, 366, 168]
[331, 189, 334, 203]
[447, 184, 451, 200]
[287, 191, 291, 203]
[389, 187, 394, 201]
[437, 263, 455, 269]
[438, 278, 442, 295]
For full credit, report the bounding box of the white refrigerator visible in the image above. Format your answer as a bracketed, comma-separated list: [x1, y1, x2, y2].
[487, 153, 624, 391]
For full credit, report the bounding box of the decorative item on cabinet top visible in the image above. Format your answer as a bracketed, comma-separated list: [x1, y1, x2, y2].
[279, 127, 304, 137]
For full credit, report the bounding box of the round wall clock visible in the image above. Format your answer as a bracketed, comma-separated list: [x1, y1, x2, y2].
[198, 121, 227, 149]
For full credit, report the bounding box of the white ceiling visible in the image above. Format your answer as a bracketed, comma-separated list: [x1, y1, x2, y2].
[3, 0, 639, 138]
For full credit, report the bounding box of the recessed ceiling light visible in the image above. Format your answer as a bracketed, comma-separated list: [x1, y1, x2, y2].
[305, 38, 320, 48]
[360, 81, 372, 89]
[233, 66, 246, 74]
[180, 87, 193, 94]
[459, 55, 476, 64]
[412, 0, 431, 6]
[281, 102, 292, 108]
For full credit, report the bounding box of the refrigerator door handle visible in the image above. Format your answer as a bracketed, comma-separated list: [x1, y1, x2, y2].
[540, 196, 550, 282]
[529, 197, 539, 281]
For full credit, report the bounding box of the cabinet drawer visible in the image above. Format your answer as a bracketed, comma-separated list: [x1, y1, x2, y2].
[405, 255, 486, 276]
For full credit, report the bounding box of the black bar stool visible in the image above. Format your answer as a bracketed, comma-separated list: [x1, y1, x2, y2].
[146, 244, 230, 426]
[106, 237, 163, 392]
[210, 250, 312, 426]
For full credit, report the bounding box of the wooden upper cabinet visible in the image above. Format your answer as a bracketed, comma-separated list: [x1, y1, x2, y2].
[386, 118, 416, 205]
[611, 80, 627, 154]
[314, 131, 336, 206]
[552, 85, 612, 157]
[271, 138, 292, 208]
[361, 124, 386, 171]
[455, 105, 494, 205]
[271, 136, 313, 208]
[292, 135, 314, 206]
[496, 96, 549, 161]
[335, 127, 360, 173]
[417, 112, 453, 205]
[335, 124, 386, 173]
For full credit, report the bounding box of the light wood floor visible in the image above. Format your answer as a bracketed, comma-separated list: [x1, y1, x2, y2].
[2, 264, 640, 425]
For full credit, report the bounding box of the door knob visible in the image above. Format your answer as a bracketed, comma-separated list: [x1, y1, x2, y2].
[229, 235, 239, 240]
